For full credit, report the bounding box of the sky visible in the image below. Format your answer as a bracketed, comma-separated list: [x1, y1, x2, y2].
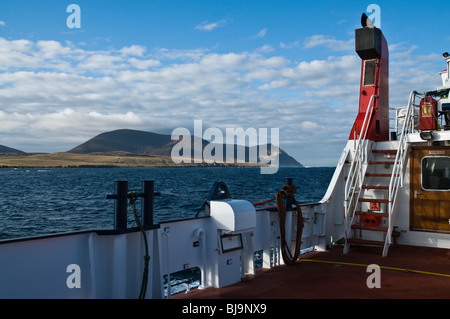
[0, 0, 449, 167]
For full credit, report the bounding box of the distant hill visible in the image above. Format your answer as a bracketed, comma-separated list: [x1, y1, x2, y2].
[68, 129, 303, 167]
[69, 129, 177, 156]
[0, 145, 24, 153]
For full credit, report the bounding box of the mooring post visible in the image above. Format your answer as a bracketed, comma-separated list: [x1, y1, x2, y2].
[106, 180, 128, 231]
[284, 177, 294, 255]
[285, 177, 293, 211]
[141, 180, 155, 227]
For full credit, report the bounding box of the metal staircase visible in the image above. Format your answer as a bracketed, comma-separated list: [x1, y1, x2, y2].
[344, 92, 416, 256]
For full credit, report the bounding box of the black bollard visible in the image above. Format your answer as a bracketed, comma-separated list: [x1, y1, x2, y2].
[140, 180, 155, 227]
[285, 177, 293, 211]
[106, 180, 128, 231]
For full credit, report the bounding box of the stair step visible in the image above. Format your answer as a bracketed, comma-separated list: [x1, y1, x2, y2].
[366, 173, 396, 177]
[359, 198, 389, 203]
[362, 185, 389, 190]
[372, 149, 397, 154]
[355, 211, 389, 217]
[372, 149, 397, 159]
[368, 161, 397, 165]
[351, 224, 388, 232]
[346, 238, 385, 246]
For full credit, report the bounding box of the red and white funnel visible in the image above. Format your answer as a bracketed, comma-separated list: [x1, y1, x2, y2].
[349, 13, 389, 141]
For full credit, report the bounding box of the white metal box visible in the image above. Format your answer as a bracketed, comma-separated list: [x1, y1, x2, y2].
[210, 199, 256, 233]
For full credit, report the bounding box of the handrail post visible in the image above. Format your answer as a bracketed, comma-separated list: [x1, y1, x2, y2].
[344, 94, 377, 206]
[285, 177, 293, 211]
[344, 94, 378, 246]
[384, 90, 416, 256]
[141, 180, 155, 227]
[107, 180, 161, 230]
[106, 180, 128, 231]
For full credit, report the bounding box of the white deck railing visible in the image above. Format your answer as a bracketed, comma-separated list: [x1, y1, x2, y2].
[344, 94, 377, 241]
[384, 91, 416, 256]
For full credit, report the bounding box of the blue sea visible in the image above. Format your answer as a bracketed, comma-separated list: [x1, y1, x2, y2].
[0, 167, 334, 241]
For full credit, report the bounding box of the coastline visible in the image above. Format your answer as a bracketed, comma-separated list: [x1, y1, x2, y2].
[0, 152, 295, 169]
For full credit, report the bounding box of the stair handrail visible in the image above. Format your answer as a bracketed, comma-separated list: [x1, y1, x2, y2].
[344, 94, 377, 235]
[384, 91, 416, 256]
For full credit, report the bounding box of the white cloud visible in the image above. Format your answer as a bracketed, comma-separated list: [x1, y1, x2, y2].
[200, 53, 247, 69]
[155, 47, 207, 61]
[36, 40, 72, 58]
[0, 108, 144, 145]
[257, 44, 275, 53]
[304, 35, 354, 52]
[280, 41, 300, 49]
[299, 121, 324, 131]
[255, 28, 267, 38]
[77, 54, 126, 73]
[0, 36, 446, 166]
[0, 21, 5, 26]
[128, 57, 160, 69]
[195, 20, 226, 31]
[119, 45, 146, 57]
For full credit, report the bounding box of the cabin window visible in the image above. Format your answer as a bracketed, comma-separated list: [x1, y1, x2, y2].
[363, 59, 377, 86]
[421, 156, 450, 191]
